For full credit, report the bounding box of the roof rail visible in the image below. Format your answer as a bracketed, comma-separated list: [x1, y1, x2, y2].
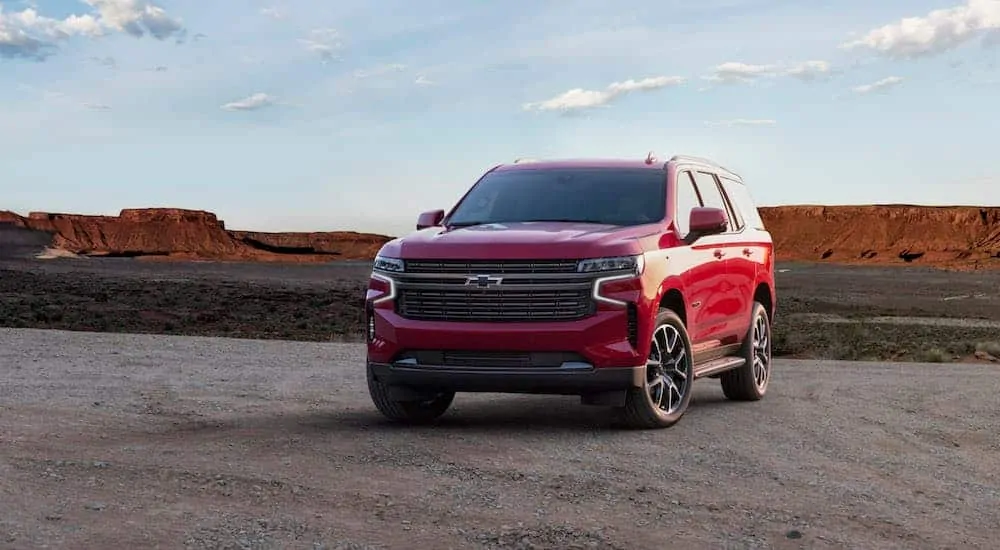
[668, 154, 739, 178]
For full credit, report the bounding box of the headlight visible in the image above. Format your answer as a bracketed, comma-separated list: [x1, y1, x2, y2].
[372, 254, 405, 273]
[577, 254, 644, 275]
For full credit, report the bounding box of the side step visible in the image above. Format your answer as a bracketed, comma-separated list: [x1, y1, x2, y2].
[693, 356, 745, 379]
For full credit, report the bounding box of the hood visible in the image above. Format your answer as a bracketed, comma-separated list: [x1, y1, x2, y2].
[380, 221, 659, 260]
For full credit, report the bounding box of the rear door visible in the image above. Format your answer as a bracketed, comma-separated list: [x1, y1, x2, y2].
[719, 175, 770, 319]
[688, 170, 745, 343]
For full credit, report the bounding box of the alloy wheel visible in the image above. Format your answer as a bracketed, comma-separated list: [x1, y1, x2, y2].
[751, 313, 771, 390]
[646, 324, 690, 415]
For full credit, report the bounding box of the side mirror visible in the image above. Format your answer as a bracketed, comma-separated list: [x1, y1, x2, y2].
[685, 206, 728, 243]
[416, 209, 445, 230]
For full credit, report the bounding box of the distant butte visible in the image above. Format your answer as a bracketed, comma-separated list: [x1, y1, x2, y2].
[1, 205, 999, 270]
[757, 205, 1000, 270]
[0, 208, 391, 262]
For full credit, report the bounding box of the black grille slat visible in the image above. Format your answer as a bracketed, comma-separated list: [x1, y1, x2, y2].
[405, 259, 579, 274]
[399, 279, 592, 290]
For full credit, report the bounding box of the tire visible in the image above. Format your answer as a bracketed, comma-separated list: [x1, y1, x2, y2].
[623, 308, 695, 429]
[720, 301, 772, 401]
[366, 363, 455, 423]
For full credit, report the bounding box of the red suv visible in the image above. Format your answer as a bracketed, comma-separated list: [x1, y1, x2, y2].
[364, 154, 775, 429]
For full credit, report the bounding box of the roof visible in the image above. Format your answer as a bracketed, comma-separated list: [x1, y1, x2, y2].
[492, 158, 665, 172]
[492, 155, 740, 180]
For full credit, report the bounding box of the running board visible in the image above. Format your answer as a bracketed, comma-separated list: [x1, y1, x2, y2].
[693, 356, 745, 379]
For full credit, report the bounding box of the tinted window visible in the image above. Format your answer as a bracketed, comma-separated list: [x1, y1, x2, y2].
[446, 168, 667, 227]
[720, 181, 745, 231]
[720, 176, 765, 230]
[691, 171, 734, 231]
[672, 171, 702, 236]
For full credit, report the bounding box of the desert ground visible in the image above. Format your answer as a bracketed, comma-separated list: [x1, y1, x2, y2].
[1, 256, 998, 363]
[2, 251, 1000, 549]
[1, 328, 998, 549]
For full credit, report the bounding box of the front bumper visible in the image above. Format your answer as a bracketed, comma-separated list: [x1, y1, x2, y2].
[368, 360, 645, 395]
[366, 308, 645, 368]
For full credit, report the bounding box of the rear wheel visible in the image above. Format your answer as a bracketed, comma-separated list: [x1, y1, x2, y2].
[720, 301, 771, 401]
[623, 308, 694, 429]
[366, 363, 455, 423]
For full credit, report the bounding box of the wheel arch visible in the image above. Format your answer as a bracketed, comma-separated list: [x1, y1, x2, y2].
[655, 275, 688, 326]
[753, 281, 774, 321]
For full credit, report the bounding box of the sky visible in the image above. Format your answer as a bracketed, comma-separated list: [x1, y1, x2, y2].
[1, 0, 998, 237]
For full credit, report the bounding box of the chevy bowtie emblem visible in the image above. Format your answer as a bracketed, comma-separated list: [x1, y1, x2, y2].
[466, 274, 503, 288]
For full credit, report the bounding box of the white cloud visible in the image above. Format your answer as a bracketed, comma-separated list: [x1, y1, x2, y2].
[705, 60, 833, 84]
[523, 75, 686, 113]
[841, 0, 1000, 58]
[221, 93, 277, 111]
[299, 28, 341, 63]
[784, 60, 832, 81]
[414, 75, 434, 86]
[259, 7, 286, 20]
[705, 118, 778, 127]
[704, 62, 778, 84]
[82, 102, 111, 110]
[0, 0, 183, 61]
[82, 0, 184, 40]
[852, 76, 904, 94]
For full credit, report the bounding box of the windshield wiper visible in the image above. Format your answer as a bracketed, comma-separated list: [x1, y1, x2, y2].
[445, 220, 492, 228]
[519, 218, 611, 224]
[447, 218, 614, 227]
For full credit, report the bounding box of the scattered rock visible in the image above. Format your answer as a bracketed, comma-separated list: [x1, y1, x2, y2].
[974, 351, 999, 362]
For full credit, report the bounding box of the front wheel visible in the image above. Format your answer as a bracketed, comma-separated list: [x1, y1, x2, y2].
[720, 301, 772, 401]
[623, 308, 694, 429]
[366, 364, 455, 423]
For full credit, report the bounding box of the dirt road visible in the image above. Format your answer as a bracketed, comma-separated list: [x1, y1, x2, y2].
[1, 328, 996, 549]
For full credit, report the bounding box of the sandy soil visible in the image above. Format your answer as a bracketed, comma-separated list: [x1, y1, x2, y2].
[1, 258, 999, 363]
[1, 328, 997, 549]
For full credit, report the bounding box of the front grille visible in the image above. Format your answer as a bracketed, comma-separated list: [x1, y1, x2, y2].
[397, 287, 593, 321]
[394, 258, 597, 322]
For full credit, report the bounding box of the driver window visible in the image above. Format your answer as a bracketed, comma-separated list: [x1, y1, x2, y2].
[674, 171, 702, 237]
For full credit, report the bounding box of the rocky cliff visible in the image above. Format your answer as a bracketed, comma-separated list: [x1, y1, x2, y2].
[2, 205, 1000, 269]
[0, 208, 392, 262]
[758, 205, 1000, 269]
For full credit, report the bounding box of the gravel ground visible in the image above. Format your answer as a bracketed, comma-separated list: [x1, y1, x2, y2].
[1, 328, 997, 549]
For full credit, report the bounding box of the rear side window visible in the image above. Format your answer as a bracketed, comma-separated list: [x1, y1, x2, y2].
[672, 171, 702, 237]
[691, 171, 735, 232]
[720, 177, 765, 230]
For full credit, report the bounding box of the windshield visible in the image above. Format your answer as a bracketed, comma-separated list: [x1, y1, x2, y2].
[445, 168, 666, 227]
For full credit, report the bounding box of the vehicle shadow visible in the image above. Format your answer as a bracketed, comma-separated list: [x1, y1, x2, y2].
[159, 390, 746, 439]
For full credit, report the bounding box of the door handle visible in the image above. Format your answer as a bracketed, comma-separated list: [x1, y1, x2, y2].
[713, 250, 724, 259]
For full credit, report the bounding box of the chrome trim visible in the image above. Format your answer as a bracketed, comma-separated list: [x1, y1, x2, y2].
[592, 273, 638, 307]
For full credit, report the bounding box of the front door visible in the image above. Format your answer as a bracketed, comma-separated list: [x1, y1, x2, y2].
[672, 170, 731, 346]
[688, 170, 745, 345]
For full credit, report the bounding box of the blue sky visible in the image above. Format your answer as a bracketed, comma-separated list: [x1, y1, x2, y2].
[2, 0, 998, 236]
